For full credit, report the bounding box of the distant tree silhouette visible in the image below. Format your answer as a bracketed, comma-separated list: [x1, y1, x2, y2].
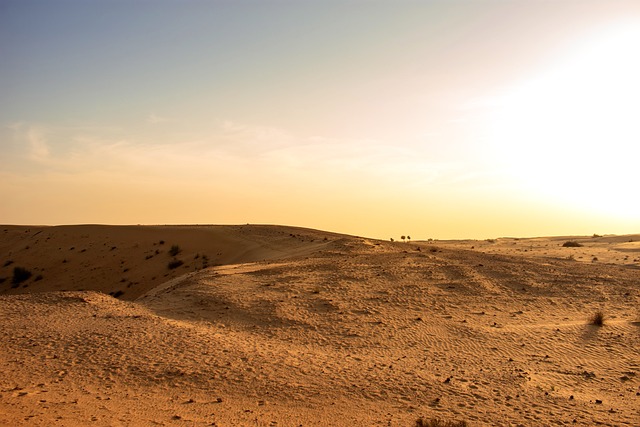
[407, 235, 411, 243]
[390, 238, 394, 242]
[401, 235, 406, 242]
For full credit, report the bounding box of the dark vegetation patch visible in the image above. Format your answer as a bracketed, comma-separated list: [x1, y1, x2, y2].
[590, 311, 605, 326]
[415, 418, 468, 427]
[562, 241, 583, 247]
[12, 267, 32, 287]
[168, 259, 184, 270]
[168, 245, 181, 257]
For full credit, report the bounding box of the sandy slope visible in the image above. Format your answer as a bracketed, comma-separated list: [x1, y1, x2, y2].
[1, 226, 639, 426]
[0, 224, 338, 299]
[437, 234, 640, 267]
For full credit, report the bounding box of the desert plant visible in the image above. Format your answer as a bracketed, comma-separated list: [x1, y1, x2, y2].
[167, 259, 184, 270]
[168, 244, 181, 256]
[415, 417, 468, 427]
[590, 311, 605, 326]
[12, 267, 32, 286]
[562, 241, 583, 247]
[390, 238, 394, 242]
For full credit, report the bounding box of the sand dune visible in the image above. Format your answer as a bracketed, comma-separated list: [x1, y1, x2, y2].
[1, 226, 639, 426]
[0, 224, 339, 299]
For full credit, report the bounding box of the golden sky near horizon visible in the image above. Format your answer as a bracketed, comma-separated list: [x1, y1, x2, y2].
[1, 1, 639, 239]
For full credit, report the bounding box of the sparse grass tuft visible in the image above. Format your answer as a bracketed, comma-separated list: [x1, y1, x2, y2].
[590, 311, 605, 326]
[415, 417, 468, 427]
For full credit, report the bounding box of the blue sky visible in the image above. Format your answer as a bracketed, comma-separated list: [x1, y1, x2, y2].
[1, 1, 639, 238]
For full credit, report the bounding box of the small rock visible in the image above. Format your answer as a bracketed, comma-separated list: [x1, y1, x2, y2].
[216, 397, 223, 403]
[595, 399, 603, 404]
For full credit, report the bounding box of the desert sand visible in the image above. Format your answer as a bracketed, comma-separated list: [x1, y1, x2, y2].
[1, 225, 638, 426]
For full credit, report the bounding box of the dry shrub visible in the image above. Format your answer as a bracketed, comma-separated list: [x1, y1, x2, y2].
[11, 267, 32, 287]
[415, 417, 468, 427]
[167, 259, 184, 270]
[562, 241, 583, 247]
[590, 311, 605, 326]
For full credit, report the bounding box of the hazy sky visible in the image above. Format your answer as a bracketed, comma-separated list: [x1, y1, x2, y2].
[2, 0, 639, 239]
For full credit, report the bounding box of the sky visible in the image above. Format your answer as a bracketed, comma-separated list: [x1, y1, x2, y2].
[1, 0, 639, 240]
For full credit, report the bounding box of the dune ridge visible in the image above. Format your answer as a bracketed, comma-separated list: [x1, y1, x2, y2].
[0, 224, 340, 299]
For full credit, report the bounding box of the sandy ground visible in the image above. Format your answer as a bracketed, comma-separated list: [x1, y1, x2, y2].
[1, 225, 639, 426]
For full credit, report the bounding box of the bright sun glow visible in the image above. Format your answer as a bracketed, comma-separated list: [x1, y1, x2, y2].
[490, 24, 640, 219]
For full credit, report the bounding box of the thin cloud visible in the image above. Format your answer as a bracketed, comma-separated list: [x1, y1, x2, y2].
[147, 114, 169, 125]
